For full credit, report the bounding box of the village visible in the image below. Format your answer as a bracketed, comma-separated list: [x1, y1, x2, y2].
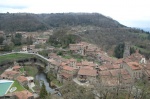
[0, 30, 150, 99]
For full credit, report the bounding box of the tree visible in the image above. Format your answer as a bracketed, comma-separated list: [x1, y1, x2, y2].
[11, 33, 22, 46]
[3, 40, 14, 51]
[148, 34, 150, 40]
[114, 43, 125, 58]
[60, 81, 94, 99]
[0, 36, 4, 44]
[26, 36, 33, 45]
[130, 47, 136, 55]
[39, 83, 48, 99]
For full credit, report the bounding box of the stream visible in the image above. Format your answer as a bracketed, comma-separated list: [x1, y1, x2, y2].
[35, 72, 54, 93]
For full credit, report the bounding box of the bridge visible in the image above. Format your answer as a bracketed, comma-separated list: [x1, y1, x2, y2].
[0, 51, 51, 73]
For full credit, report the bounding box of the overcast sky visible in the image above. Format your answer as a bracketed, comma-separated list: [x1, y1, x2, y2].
[0, 0, 150, 28]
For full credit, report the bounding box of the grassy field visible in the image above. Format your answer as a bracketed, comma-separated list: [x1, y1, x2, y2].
[51, 79, 63, 87]
[10, 80, 26, 92]
[0, 53, 35, 64]
[24, 66, 38, 77]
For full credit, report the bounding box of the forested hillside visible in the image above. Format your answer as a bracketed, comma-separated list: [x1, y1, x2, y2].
[0, 13, 150, 58]
[0, 13, 124, 32]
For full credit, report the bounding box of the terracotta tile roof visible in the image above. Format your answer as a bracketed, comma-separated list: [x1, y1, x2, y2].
[110, 70, 119, 77]
[89, 63, 97, 67]
[123, 57, 132, 63]
[63, 66, 74, 71]
[1, 71, 19, 77]
[81, 66, 93, 70]
[77, 62, 82, 66]
[82, 60, 90, 66]
[127, 62, 141, 70]
[121, 69, 129, 75]
[99, 66, 108, 71]
[13, 90, 33, 99]
[49, 59, 60, 66]
[60, 72, 72, 78]
[99, 71, 111, 76]
[69, 58, 76, 62]
[17, 76, 28, 83]
[78, 68, 97, 76]
[61, 62, 68, 66]
[122, 74, 131, 80]
[109, 69, 129, 77]
[113, 65, 120, 69]
[13, 66, 21, 69]
[104, 63, 114, 70]
[115, 59, 123, 64]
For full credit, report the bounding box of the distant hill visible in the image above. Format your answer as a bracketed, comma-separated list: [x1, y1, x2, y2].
[0, 13, 150, 58]
[0, 13, 125, 32]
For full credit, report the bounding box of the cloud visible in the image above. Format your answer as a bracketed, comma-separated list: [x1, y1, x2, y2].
[0, 5, 28, 9]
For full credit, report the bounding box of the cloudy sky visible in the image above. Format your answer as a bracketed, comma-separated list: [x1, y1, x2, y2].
[0, 0, 150, 28]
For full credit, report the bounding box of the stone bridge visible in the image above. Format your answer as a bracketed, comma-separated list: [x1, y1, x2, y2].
[0, 52, 51, 73]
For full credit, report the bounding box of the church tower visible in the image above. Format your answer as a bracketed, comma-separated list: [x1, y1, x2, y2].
[123, 42, 130, 58]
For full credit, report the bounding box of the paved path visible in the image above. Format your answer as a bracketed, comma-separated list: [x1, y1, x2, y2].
[0, 51, 50, 62]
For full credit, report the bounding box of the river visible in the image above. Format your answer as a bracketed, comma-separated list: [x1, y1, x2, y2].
[35, 72, 54, 93]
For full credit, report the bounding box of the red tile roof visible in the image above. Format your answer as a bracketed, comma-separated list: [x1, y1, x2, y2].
[13, 90, 33, 99]
[13, 66, 21, 69]
[78, 68, 97, 76]
[63, 66, 74, 71]
[89, 63, 97, 67]
[121, 69, 129, 75]
[110, 70, 119, 77]
[77, 62, 82, 66]
[60, 72, 72, 78]
[122, 74, 131, 80]
[17, 76, 28, 83]
[61, 62, 68, 66]
[70, 58, 76, 62]
[127, 62, 141, 70]
[82, 61, 90, 66]
[99, 71, 111, 76]
[81, 66, 93, 70]
[99, 66, 108, 71]
[104, 63, 114, 70]
[109, 69, 129, 77]
[113, 65, 120, 69]
[115, 59, 123, 64]
[1, 71, 19, 77]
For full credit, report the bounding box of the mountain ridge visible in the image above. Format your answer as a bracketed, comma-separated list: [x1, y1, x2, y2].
[0, 13, 125, 32]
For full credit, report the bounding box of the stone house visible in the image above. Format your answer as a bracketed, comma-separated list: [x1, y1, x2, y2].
[16, 76, 28, 85]
[58, 66, 75, 83]
[0, 31, 4, 37]
[27, 45, 35, 51]
[12, 66, 21, 72]
[0, 71, 19, 80]
[142, 63, 150, 81]
[7, 90, 34, 99]
[123, 62, 142, 80]
[69, 43, 85, 56]
[69, 58, 77, 67]
[22, 46, 28, 52]
[77, 68, 97, 83]
[36, 38, 47, 44]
